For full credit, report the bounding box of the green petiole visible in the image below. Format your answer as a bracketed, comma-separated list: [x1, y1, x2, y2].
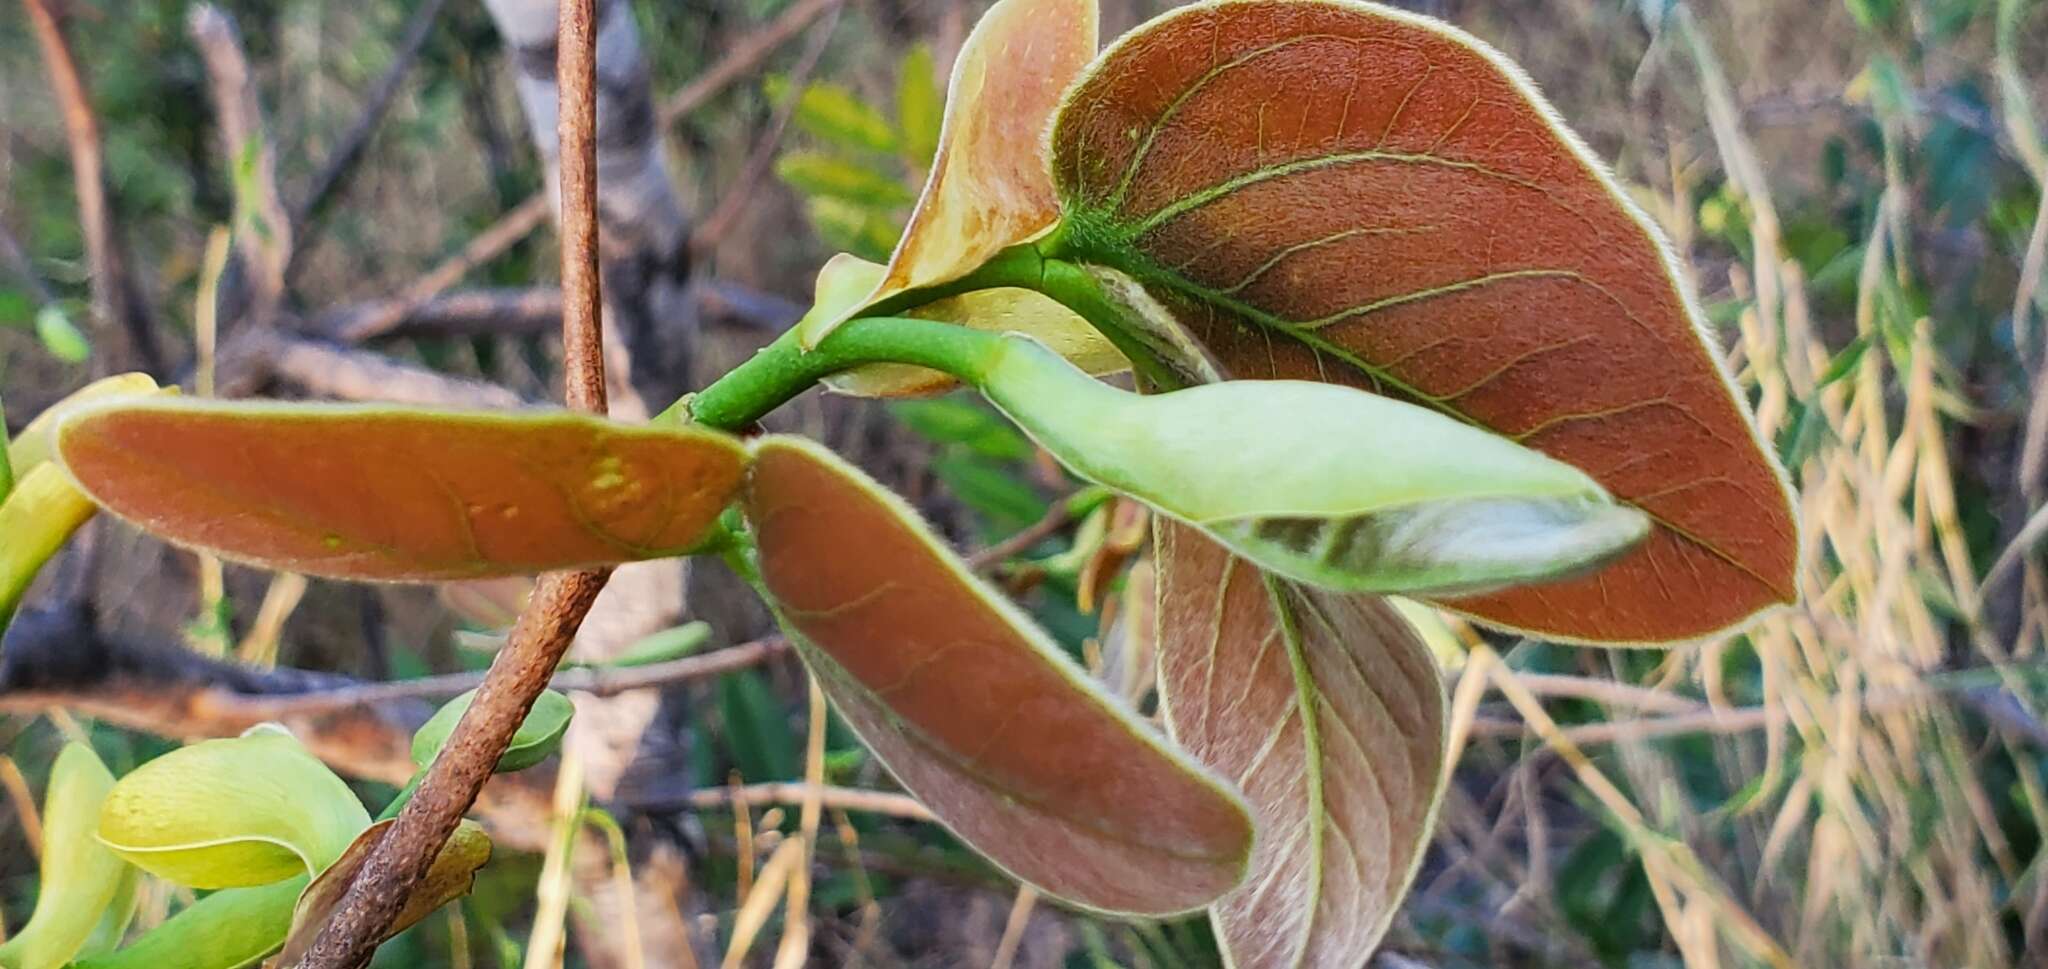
[664, 237, 1181, 430]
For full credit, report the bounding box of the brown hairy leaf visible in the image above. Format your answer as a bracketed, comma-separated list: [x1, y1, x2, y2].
[1051, 0, 1796, 642]
[799, 0, 1099, 345]
[1156, 521, 1446, 968]
[268, 819, 491, 969]
[743, 436, 1252, 915]
[57, 399, 744, 581]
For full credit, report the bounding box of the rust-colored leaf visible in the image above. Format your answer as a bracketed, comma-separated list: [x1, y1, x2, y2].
[743, 436, 1252, 915]
[56, 399, 745, 581]
[1156, 521, 1446, 968]
[1051, 0, 1796, 642]
[798, 0, 1099, 346]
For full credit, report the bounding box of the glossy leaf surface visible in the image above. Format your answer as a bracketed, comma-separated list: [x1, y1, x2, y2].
[743, 435, 1252, 914]
[412, 688, 574, 773]
[270, 819, 491, 969]
[1156, 522, 1446, 968]
[57, 399, 745, 581]
[798, 0, 1099, 345]
[979, 336, 1648, 595]
[97, 728, 371, 889]
[0, 744, 135, 969]
[1050, 0, 1797, 641]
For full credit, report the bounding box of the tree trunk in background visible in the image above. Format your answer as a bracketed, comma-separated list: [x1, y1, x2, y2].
[482, 0, 697, 412]
[473, 4, 710, 965]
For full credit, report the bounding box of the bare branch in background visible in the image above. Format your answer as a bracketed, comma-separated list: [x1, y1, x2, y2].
[0, 603, 560, 853]
[217, 329, 529, 407]
[315, 287, 567, 342]
[659, 0, 845, 125]
[689, 6, 842, 254]
[189, 4, 293, 323]
[19, 0, 166, 374]
[201, 637, 791, 720]
[290, 0, 454, 249]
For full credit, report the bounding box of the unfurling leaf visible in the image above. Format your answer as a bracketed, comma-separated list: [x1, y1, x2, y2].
[1, 374, 162, 628]
[799, 0, 1099, 346]
[56, 399, 746, 581]
[0, 744, 138, 969]
[742, 435, 1252, 914]
[268, 819, 491, 969]
[800, 253, 1128, 397]
[97, 728, 371, 889]
[412, 688, 574, 773]
[977, 335, 1649, 595]
[0, 465, 99, 628]
[1156, 522, 1446, 969]
[1050, 0, 1797, 642]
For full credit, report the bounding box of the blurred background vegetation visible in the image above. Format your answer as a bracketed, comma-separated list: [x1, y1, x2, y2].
[4, 0, 2048, 966]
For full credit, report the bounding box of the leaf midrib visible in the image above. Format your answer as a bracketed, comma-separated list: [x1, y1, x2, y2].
[1059, 222, 1791, 602]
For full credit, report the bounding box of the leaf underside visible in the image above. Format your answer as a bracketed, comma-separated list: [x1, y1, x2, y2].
[802, 0, 1100, 344]
[743, 436, 1252, 915]
[57, 400, 745, 582]
[1052, 0, 1797, 642]
[1156, 521, 1446, 968]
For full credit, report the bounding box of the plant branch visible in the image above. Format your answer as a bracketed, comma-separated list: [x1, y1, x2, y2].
[210, 637, 791, 719]
[290, 0, 451, 245]
[688, 6, 841, 254]
[215, 328, 527, 407]
[190, 4, 292, 322]
[676, 316, 1010, 430]
[20, 0, 165, 374]
[670, 782, 935, 821]
[293, 5, 614, 965]
[658, 0, 846, 126]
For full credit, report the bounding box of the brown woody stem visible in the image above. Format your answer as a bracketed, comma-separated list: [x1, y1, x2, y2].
[290, 3, 612, 966]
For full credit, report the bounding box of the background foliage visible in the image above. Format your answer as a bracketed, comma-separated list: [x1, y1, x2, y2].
[4, 0, 2048, 966]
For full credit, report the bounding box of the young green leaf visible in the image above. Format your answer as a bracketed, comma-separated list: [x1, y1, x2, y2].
[799, 253, 1128, 397]
[896, 43, 944, 168]
[774, 152, 916, 207]
[34, 304, 91, 363]
[764, 76, 901, 155]
[799, 0, 1100, 346]
[71, 878, 305, 969]
[412, 688, 574, 773]
[1049, 0, 1798, 642]
[0, 744, 137, 969]
[977, 336, 1649, 595]
[97, 728, 371, 889]
[1, 390, 13, 502]
[1156, 522, 1446, 969]
[742, 435, 1253, 915]
[268, 819, 492, 969]
[55, 399, 746, 581]
[0, 464, 99, 628]
[5, 372, 159, 481]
